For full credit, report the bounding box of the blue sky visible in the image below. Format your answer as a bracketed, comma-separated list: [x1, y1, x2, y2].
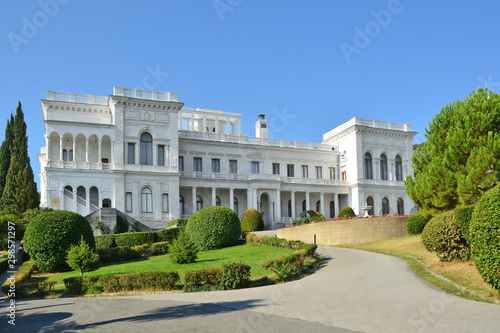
[1, 1, 500, 191]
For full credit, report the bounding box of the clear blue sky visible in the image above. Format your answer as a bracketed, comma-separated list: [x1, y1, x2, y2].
[1, 1, 500, 191]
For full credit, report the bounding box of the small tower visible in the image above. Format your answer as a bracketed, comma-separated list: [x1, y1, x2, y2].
[255, 114, 268, 139]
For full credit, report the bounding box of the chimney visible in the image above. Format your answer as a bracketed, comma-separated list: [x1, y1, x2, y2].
[256, 114, 268, 139]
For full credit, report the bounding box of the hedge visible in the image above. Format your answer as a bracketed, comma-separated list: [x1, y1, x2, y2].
[167, 219, 188, 228]
[406, 213, 429, 235]
[63, 271, 180, 295]
[96, 246, 141, 263]
[114, 232, 156, 248]
[0, 258, 8, 274]
[421, 211, 470, 261]
[240, 208, 264, 232]
[95, 234, 116, 249]
[470, 185, 500, 290]
[183, 262, 251, 292]
[155, 227, 182, 243]
[1, 261, 35, 294]
[454, 205, 475, 246]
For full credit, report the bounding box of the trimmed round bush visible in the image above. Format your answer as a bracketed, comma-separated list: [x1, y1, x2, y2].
[186, 206, 241, 251]
[406, 213, 429, 235]
[421, 211, 470, 261]
[338, 206, 356, 218]
[453, 205, 475, 246]
[470, 185, 500, 290]
[240, 208, 264, 232]
[24, 210, 95, 272]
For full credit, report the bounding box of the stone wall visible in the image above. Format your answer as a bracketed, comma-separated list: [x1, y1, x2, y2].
[276, 216, 408, 245]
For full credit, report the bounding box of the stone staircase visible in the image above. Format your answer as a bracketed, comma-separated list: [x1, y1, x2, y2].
[85, 208, 153, 234]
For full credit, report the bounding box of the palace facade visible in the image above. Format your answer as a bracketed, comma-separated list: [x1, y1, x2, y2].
[38, 87, 416, 229]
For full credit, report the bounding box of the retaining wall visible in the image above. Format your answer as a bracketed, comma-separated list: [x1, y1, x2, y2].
[276, 216, 408, 245]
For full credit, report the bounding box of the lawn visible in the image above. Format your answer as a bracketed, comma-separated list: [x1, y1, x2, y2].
[337, 235, 500, 304]
[31, 243, 295, 294]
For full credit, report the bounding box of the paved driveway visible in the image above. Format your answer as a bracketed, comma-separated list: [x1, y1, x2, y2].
[1, 246, 499, 332]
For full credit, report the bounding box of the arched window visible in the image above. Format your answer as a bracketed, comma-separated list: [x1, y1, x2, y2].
[382, 197, 390, 215]
[302, 200, 306, 212]
[196, 195, 203, 211]
[366, 196, 374, 216]
[234, 197, 238, 216]
[397, 198, 404, 214]
[63, 149, 68, 161]
[395, 155, 403, 181]
[329, 201, 335, 218]
[140, 132, 153, 165]
[288, 199, 292, 217]
[380, 154, 388, 180]
[316, 200, 321, 213]
[179, 195, 184, 215]
[364, 153, 373, 179]
[141, 187, 153, 213]
[216, 196, 221, 206]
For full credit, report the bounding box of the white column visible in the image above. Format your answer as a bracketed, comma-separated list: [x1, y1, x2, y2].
[45, 135, 50, 166]
[73, 188, 77, 213]
[215, 115, 219, 134]
[253, 189, 258, 210]
[85, 138, 89, 164]
[98, 139, 102, 165]
[72, 138, 76, 162]
[247, 188, 252, 210]
[212, 187, 216, 207]
[135, 142, 139, 165]
[86, 189, 90, 215]
[110, 141, 114, 164]
[238, 119, 241, 135]
[226, 117, 230, 134]
[229, 188, 234, 211]
[191, 112, 195, 131]
[59, 136, 63, 162]
[320, 192, 325, 216]
[154, 143, 158, 166]
[335, 193, 340, 217]
[276, 189, 281, 221]
[291, 191, 296, 219]
[306, 192, 310, 211]
[99, 191, 103, 208]
[192, 187, 197, 214]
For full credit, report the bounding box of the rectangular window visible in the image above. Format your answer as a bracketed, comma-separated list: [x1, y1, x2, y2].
[341, 166, 347, 180]
[193, 157, 202, 172]
[301, 165, 308, 178]
[287, 164, 294, 177]
[157, 145, 165, 166]
[178, 156, 184, 171]
[272, 163, 280, 175]
[251, 161, 259, 174]
[127, 143, 135, 164]
[316, 166, 322, 179]
[126, 192, 132, 212]
[212, 158, 220, 173]
[329, 167, 336, 180]
[162, 193, 169, 213]
[229, 160, 237, 174]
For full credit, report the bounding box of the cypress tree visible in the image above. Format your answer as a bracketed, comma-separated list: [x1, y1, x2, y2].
[0, 114, 14, 199]
[0, 102, 40, 213]
[405, 88, 500, 217]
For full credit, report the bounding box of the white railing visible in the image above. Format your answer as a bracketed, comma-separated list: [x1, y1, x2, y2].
[179, 130, 337, 152]
[113, 86, 178, 102]
[323, 117, 413, 141]
[46, 91, 108, 105]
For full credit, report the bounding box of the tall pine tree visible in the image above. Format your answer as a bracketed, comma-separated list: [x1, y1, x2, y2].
[0, 114, 14, 199]
[0, 102, 39, 213]
[405, 88, 500, 217]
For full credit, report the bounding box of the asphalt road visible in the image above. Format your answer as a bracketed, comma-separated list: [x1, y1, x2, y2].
[1, 246, 499, 333]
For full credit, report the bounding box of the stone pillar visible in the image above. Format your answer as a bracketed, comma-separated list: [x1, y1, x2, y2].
[59, 136, 63, 163]
[276, 189, 281, 221]
[153, 143, 158, 166]
[247, 188, 252, 210]
[229, 188, 234, 211]
[192, 187, 197, 214]
[215, 115, 219, 134]
[226, 117, 230, 134]
[203, 114, 207, 132]
[306, 192, 310, 211]
[320, 192, 325, 216]
[110, 141, 114, 164]
[291, 191, 296, 219]
[135, 142, 139, 165]
[45, 135, 50, 167]
[99, 191, 103, 208]
[85, 138, 89, 165]
[212, 187, 216, 207]
[72, 138, 76, 163]
[335, 193, 340, 217]
[86, 188, 90, 215]
[253, 189, 258, 210]
[191, 112, 194, 131]
[73, 188, 77, 213]
[238, 120, 241, 135]
[98, 139, 102, 166]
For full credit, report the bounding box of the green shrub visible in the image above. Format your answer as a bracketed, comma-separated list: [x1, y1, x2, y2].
[406, 213, 430, 235]
[240, 208, 264, 232]
[132, 243, 152, 257]
[95, 234, 116, 249]
[169, 231, 198, 264]
[309, 212, 325, 222]
[1, 261, 35, 294]
[219, 262, 251, 290]
[114, 215, 129, 234]
[338, 206, 356, 218]
[454, 205, 475, 245]
[421, 211, 470, 261]
[470, 185, 500, 290]
[186, 206, 241, 251]
[96, 246, 141, 263]
[167, 219, 188, 228]
[183, 263, 251, 292]
[3, 281, 57, 299]
[66, 237, 100, 277]
[0, 258, 8, 273]
[155, 227, 182, 243]
[92, 217, 109, 234]
[24, 211, 95, 272]
[151, 241, 169, 255]
[263, 248, 314, 281]
[114, 232, 156, 248]
[63, 271, 179, 295]
[292, 218, 309, 226]
[0, 216, 25, 241]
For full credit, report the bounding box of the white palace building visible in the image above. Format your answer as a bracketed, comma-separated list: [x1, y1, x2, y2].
[38, 86, 416, 229]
